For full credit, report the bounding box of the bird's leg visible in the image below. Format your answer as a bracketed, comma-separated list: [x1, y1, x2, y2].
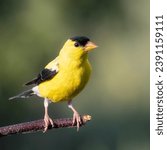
[43, 98, 54, 132]
[68, 100, 81, 131]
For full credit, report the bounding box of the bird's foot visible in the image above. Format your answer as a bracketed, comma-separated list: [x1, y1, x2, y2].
[43, 114, 54, 132]
[72, 111, 81, 131]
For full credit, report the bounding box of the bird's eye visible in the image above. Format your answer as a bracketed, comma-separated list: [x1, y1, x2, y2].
[74, 42, 79, 47]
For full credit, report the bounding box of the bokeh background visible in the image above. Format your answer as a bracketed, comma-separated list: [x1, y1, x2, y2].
[0, 0, 149, 150]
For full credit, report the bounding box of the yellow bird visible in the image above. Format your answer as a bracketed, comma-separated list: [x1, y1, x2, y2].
[9, 36, 97, 131]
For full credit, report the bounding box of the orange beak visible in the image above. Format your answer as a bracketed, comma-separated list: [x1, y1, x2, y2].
[84, 41, 98, 51]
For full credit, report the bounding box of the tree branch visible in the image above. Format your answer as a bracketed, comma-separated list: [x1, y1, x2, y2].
[0, 115, 91, 137]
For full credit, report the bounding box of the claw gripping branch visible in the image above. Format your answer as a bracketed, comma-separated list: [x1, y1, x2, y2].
[0, 115, 91, 137]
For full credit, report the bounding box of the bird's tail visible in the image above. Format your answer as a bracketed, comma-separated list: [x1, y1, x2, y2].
[9, 89, 34, 100]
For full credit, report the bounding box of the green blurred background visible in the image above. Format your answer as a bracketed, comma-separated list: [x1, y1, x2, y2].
[0, 0, 149, 150]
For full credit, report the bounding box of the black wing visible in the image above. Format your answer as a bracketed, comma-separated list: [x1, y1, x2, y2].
[25, 68, 57, 86]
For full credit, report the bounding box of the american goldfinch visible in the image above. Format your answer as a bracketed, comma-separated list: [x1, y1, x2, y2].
[9, 36, 97, 131]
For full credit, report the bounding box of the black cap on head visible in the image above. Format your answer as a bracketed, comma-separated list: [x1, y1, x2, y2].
[70, 36, 90, 47]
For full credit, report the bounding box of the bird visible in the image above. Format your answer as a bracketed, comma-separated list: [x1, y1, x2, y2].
[9, 36, 97, 132]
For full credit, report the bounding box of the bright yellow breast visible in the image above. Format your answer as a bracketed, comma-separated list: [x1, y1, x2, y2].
[38, 57, 91, 102]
